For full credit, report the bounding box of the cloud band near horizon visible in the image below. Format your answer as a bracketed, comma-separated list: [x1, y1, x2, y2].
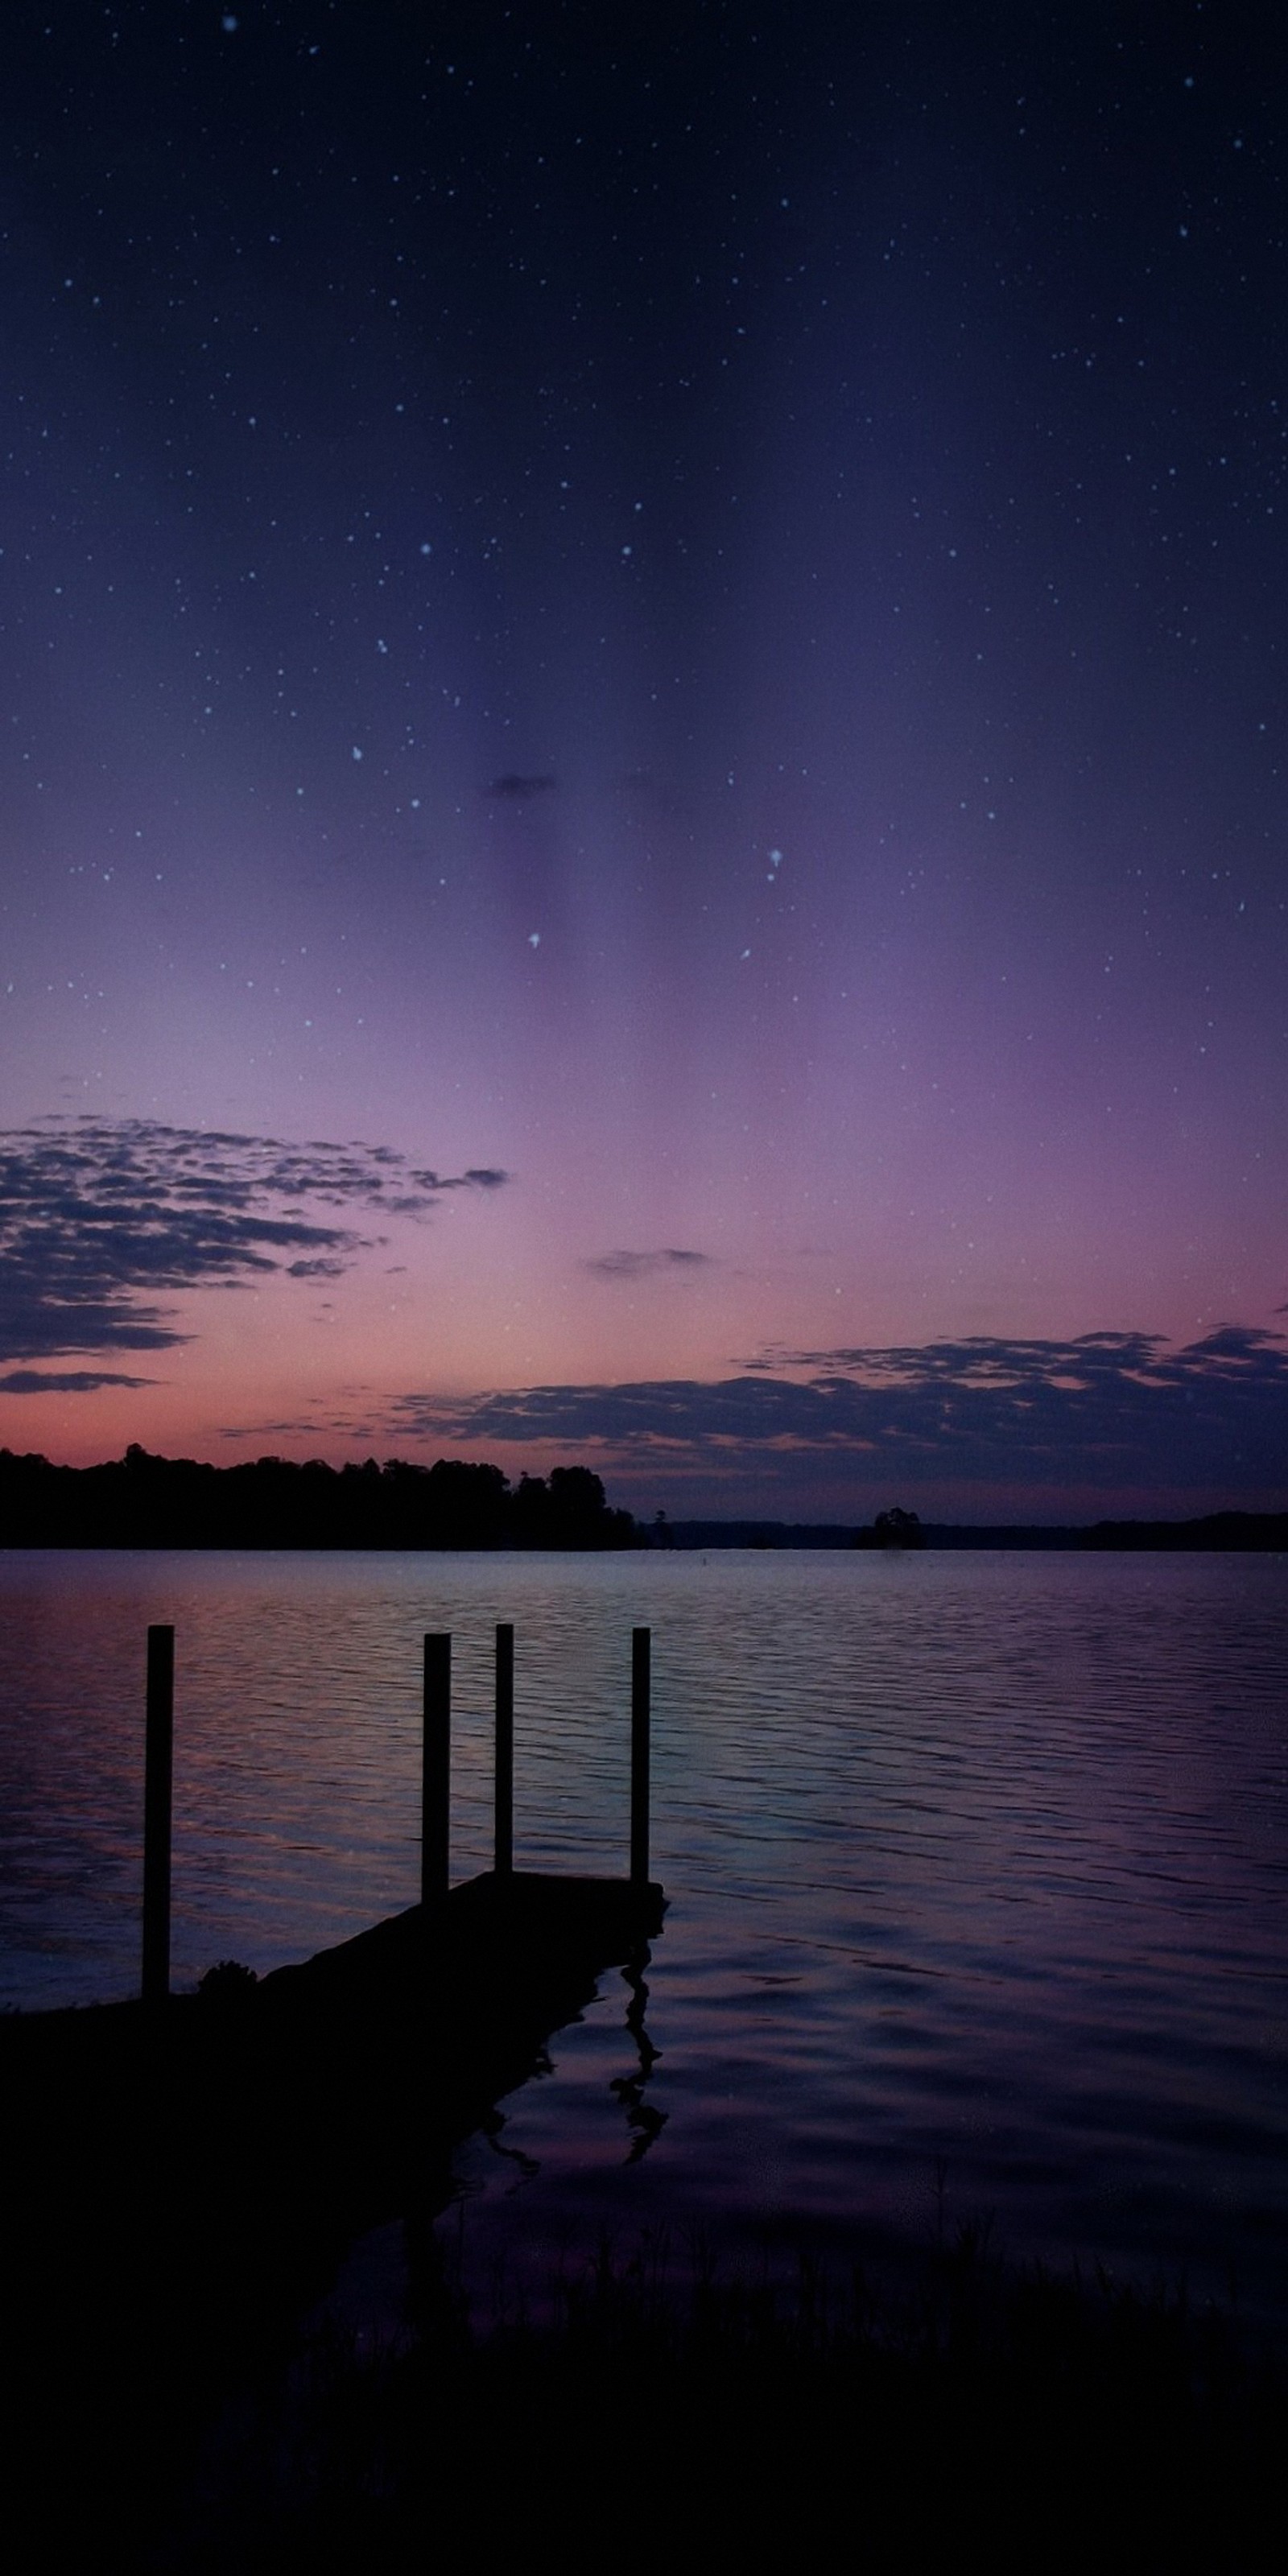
[387, 1327, 1288, 1503]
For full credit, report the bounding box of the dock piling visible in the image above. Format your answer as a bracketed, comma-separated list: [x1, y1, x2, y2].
[422, 1633, 451, 1906]
[142, 1623, 174, 2003]
[630, 1625, 650, 1888]
[137, 1617, 648, 1961]
[494, 1622, 514, 1876]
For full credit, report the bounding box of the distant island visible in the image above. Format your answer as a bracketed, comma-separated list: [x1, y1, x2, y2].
[667, 1513, 1288, 1551]
[0, 1447, 1284, 1550]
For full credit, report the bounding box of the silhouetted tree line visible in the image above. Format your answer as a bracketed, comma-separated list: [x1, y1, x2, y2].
[0, 1445, 638, 1550]
[850, 1509, 1288, 1550]
[1079, 1510, 1288, 1550]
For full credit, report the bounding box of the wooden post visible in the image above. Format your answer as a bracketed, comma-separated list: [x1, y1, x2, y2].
[142, 1624, 174, 2004]
[422, 1633, 451, 1906]
[630, 1625, 650, 1889]
[494, 1622, 514, 1878]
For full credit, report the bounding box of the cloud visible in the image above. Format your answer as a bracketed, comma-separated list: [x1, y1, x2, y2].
[387, 1327, 1288, 1501]
[585, 1248, 713, 1282]
[0, 1369, 158, 1394]
[0, 1118, 509, 1368]
[486, 773, 557, 799]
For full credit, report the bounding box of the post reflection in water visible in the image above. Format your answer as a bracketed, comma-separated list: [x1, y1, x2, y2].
[472, 1939, 667, 2205]
[610, 1944, 667, 2165]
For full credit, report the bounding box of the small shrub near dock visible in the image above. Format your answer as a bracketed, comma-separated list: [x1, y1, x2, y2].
[197, 1960, 260, 2004]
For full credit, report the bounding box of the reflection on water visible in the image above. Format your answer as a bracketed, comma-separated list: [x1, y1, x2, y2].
[610, 1945, 666, 2163]
[1, 1547, 1286, 2326]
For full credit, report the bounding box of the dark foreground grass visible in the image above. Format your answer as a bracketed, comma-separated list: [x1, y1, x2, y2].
[154, 2223, 1285, 2575]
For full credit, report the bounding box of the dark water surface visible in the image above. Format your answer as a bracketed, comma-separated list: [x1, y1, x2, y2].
[2, 1549, 1286, 2331]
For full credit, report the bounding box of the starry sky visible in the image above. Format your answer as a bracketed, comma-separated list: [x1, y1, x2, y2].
[2, 1, 1286, 1521]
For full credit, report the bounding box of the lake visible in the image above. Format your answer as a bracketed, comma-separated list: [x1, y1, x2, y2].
[2, 1547, 1286, 2338]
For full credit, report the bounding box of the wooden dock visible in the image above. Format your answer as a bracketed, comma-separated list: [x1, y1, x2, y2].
[2, 1870, 665, 2367]
[0, 1625, 666, 2545]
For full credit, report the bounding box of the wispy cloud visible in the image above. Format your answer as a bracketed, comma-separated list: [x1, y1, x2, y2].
[388, 1327, 1288, 1500]
[0, 1368, 157, 1394]
[584, 1248, 713, 1282]
[0, 1118, 509, 1373]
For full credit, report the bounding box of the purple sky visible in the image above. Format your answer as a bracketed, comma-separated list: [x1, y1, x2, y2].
[2, 4, 1286, 1520]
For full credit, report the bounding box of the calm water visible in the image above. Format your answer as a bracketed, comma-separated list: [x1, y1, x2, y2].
[2, 1549, 1286, 2332]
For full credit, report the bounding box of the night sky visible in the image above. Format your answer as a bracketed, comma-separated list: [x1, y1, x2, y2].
[2, 2, 1286, 1521]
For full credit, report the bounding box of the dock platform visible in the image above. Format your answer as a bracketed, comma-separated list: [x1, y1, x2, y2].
[0, 1623, 667, 2545]
[2, 1868, 666, 2549]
